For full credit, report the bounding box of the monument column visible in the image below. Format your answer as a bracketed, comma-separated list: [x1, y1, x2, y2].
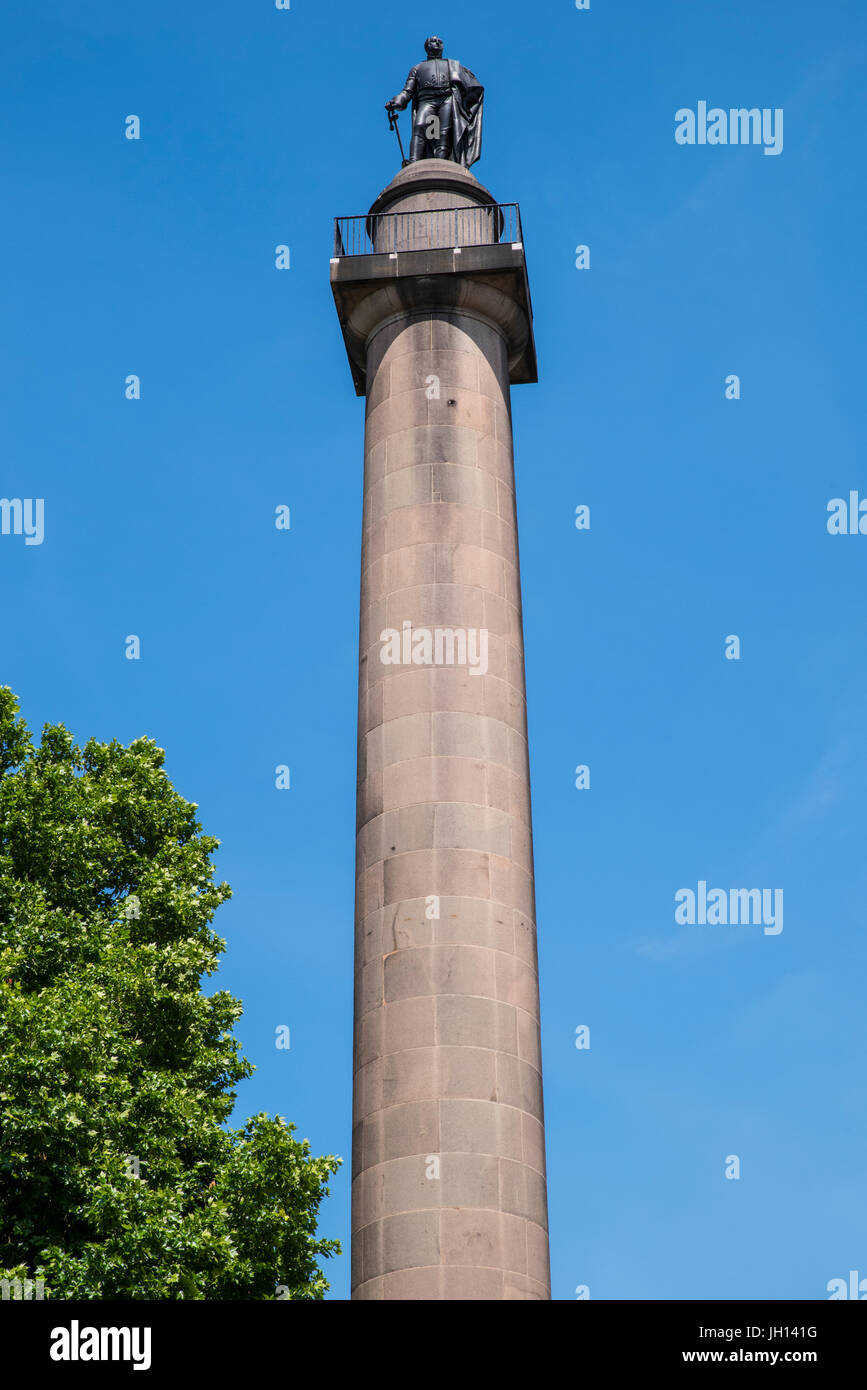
[332, 157, 549, 1300]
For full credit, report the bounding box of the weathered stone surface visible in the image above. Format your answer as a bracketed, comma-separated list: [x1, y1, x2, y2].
[341, 160, 549, 1301]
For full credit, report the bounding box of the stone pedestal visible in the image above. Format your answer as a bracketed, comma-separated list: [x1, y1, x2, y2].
[332, 160, 549, 1300]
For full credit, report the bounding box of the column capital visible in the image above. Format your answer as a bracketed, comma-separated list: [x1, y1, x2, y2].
[331, 164, 536, 396]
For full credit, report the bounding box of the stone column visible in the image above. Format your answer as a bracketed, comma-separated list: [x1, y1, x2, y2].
[332, 159, 549, 1300]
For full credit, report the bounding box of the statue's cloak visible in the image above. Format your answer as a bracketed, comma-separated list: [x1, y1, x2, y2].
[448, 60, 484, 167]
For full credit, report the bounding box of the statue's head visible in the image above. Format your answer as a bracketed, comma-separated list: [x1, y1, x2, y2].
[424, 35, 444, 58]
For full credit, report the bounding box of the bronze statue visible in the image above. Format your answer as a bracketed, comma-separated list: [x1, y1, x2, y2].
[386, 36, 484, 167]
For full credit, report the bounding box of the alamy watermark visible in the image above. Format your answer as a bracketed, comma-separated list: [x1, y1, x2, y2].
[1, 1276, 45, 1300]
[50, 1323, 151, 1370]
[675, 103, 783, 156]
[827, 1270, 867, 1299]
[675, 880, 783, 935]
[1, 498, 44, 546]
[827, 492, 867, 534]
[379, 622, 489, 677]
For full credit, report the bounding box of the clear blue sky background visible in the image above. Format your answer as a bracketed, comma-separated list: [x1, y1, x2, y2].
[3, 0, 865, 1300]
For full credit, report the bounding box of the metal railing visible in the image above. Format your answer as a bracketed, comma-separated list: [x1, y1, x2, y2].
[333, 203, 522, 258]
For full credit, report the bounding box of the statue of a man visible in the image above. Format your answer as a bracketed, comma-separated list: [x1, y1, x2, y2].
[386, 36, 484, 167]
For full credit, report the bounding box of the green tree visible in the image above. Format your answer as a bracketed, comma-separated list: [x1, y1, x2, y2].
[0, 689, 340, 1299]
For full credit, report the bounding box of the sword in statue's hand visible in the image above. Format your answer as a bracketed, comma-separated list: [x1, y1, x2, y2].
[385, 103, 409, 167]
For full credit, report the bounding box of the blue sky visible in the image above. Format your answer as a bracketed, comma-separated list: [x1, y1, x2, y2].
[2, 0, 866, 1300]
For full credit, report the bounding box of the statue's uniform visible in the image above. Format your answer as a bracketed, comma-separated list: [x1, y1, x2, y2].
[391, 58, 455, 161]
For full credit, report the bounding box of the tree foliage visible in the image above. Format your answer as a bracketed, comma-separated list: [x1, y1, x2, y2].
[0, 689, 340, 1298]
